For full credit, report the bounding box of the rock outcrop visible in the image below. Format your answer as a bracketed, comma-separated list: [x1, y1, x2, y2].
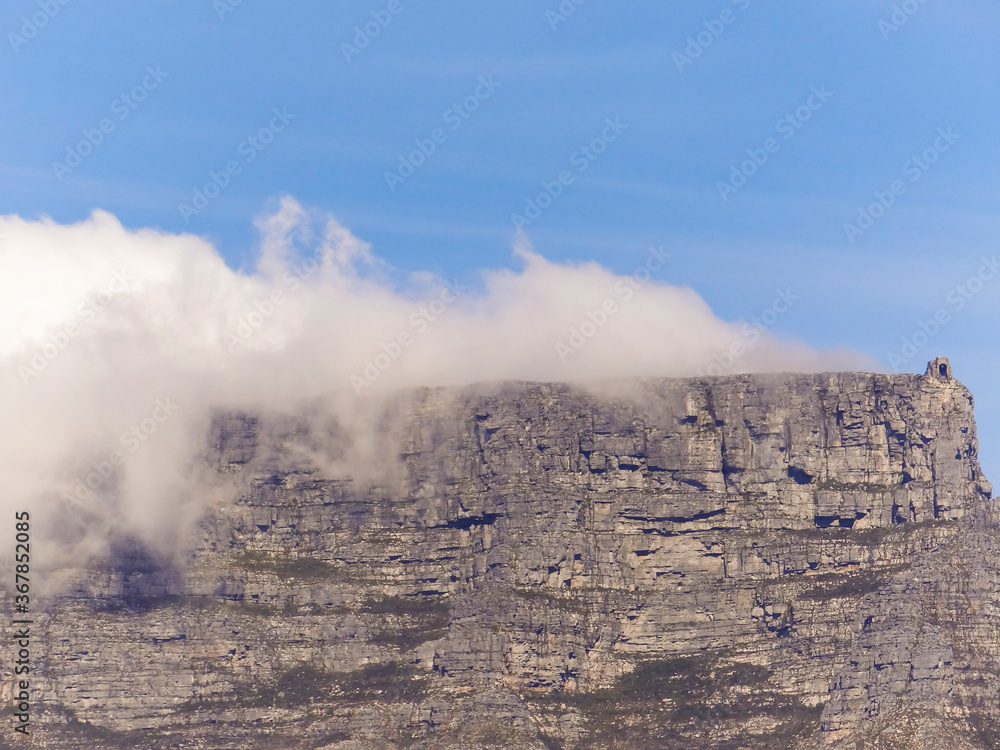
[3, 358, 997, 749]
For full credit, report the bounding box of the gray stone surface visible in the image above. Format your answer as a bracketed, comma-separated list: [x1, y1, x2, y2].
[3, 361, 998, 748]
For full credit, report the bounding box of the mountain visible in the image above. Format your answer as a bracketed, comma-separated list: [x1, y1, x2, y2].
[8, 357, 998, 749]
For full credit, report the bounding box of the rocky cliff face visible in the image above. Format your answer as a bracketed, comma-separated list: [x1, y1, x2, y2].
[4, 358, 998, 749]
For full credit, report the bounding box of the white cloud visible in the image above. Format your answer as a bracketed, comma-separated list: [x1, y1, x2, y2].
[0, 197, 876, 564]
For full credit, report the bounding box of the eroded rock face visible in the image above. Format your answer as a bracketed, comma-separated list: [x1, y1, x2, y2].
[4, 363, 997, 749]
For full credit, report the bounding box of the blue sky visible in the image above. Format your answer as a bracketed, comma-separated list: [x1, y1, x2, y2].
[4, 0, 999, 479]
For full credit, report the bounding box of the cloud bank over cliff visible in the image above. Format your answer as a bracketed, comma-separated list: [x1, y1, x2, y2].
[0, 197, 874, 561]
